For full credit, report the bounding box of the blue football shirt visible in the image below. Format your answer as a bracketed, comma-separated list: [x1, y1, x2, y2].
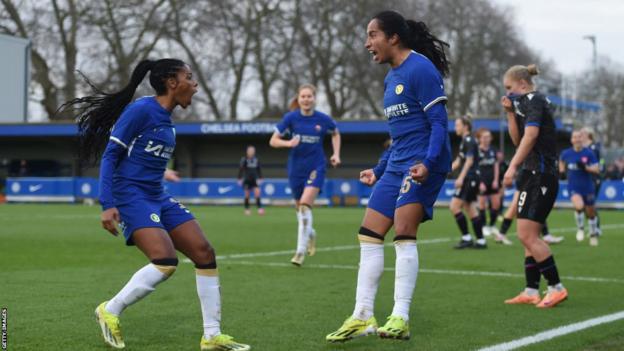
[100, 96, 176, 206]
[560, 147, 597, 192]
[275, 109, 337, 177]
[382, 51, 451, 174]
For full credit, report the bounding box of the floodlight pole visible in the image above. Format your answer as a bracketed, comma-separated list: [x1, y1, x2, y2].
[583, 35, 597, 72]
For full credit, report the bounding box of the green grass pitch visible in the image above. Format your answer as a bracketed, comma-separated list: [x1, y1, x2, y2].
[1, 204, 623, 350]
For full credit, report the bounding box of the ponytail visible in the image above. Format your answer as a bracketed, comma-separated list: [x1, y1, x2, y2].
[288, 97, 299, 111]
[405, 20, 450, 77]
[505, 64, 540, 86]
[56, 58, 186, 167]
[373, 11, 450, 77]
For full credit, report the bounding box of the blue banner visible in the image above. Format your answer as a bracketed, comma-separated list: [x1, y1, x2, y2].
[6, 177, 624, 208]
[0, 118, 570, 137]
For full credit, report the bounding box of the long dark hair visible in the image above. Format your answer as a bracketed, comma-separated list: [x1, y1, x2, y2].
[57, 58, 186, 166]
[373, 10, 450, 77]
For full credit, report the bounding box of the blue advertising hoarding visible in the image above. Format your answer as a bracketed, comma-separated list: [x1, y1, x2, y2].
[6, 177, 624, 209]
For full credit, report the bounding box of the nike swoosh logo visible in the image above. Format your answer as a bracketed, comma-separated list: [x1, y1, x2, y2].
[29, 184, 43, 192]
[218, 186, 233, 194]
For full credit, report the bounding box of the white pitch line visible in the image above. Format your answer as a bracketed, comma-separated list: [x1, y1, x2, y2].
[0, 213, 100, 220]
[211, 260, 624, 284]
[181, 237, 453, 262]
[477, 310, 624, 351]
[546, 222, 624, 233]
[179, 223, 624, 263]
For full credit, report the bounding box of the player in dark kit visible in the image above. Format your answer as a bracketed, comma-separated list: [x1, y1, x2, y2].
[501, 64, 567, 308]
[450, 115, 486, 249]
[237, 145, 264, 215]
[475, 128, 502, 238]
[560, 130, 601, 246]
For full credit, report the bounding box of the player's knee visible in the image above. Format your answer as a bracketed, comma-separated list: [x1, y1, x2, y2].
[517, 231, 538, 247]
[195, 242, 216, 262]
[394, 222, 416, 237]
[151, 257, 178, 277]
[449, 201, 457, 212]
[358, 226, 384, 244]
[450, 199, 462, 213]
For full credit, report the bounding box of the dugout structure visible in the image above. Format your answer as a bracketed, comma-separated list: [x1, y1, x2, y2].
[0, 118, 572, 179]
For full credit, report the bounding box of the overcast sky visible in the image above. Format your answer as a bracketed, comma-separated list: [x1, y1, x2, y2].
[490, 0, 623, 74]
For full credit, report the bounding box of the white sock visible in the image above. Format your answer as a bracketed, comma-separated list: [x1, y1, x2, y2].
[524, 287, 539, 296]
[105, 263, 172, 316]
[295, 207, 310, 254]
[304, 207, 314, 237]
[548, 283, 564, 292]
[588, 217, 598, 235]
[196, 269, 221, 339]
[391, 241, 418, 321]
[461, 234, 472, 241]
[574, 211, 585, 230]
[353, 242, 384, 321]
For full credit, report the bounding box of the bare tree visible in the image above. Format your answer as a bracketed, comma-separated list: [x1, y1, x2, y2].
[248, 0, 297, 118]
[86, 0, 173, 88]
[578, 58, 624, 147]
[1, 0, 561, 121]
[167, 0, 223, 120]
[430, 0, 541, 117]
[287, 0, 388, 118]
[213, 1, 253, 120]
[168, 0, 255, 120]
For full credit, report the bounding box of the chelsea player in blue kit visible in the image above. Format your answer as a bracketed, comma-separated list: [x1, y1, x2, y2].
[270, 84, 341, 266]
[560, 130, 601, 245]
[581, 128, 604, 236]
[60, 59, 249, 350]
[327, 11, 451, 342]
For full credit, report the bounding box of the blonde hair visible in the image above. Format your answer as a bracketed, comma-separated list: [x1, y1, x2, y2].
[581, 127, 594, 141]
[289, 84, 317, 111]
[505, 64, 539, 85]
